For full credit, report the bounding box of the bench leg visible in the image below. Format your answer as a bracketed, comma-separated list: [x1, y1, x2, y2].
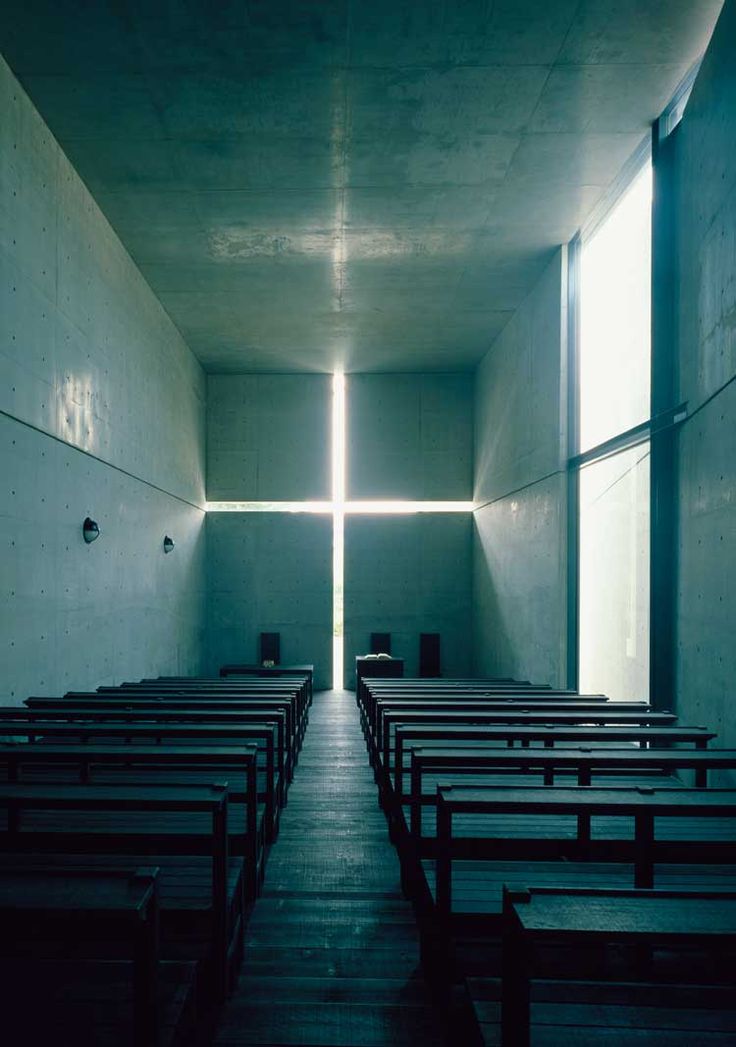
[133, 897, 160, 1047]
[502, 920, 531, 1047]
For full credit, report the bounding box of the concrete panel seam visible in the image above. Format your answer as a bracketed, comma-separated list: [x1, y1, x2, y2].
[473, 467, 564, 513]
[0, 406, 206, 513]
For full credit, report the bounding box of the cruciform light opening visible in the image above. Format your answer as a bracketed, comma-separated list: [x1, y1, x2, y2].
[332, 372, 346, 689]
[206, 372, 474, 689]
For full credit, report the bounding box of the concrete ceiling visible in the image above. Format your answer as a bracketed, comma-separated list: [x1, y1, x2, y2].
[0, 1, 723, 373]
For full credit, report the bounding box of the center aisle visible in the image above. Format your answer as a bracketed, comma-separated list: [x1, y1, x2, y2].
[213, 689, 447, 1047]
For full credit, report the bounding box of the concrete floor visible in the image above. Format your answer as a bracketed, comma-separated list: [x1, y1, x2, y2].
[213, 689, 447, 1046]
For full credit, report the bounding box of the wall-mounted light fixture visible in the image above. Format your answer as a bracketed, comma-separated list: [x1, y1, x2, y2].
[82, 517, 100, 544]
[163, 535, 175, 554]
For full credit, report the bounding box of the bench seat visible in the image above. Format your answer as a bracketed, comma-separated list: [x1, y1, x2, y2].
[499, 888, 736, 1047]
[467, 976, 736, 1047]
[420, 860, 736, 919]
[0, 782, 240, 1004]
[0, 958, 197, 1047]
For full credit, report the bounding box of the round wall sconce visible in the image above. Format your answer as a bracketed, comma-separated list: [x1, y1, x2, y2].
[163, 535, 175, 554]
[82, 517, 100, 544]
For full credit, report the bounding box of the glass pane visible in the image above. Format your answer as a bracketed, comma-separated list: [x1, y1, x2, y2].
[578, 445, 650, 702]
[579, 163, 652, 452]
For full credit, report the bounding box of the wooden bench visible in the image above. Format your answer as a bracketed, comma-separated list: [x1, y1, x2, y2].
[431, 784, 736, 929]
[372, 702, 654, 767]
[358, 677, 536, 727]
[378, 710, 677, 766]
[365, 697, 619, 752]
[12, 705, 288, 804]
[359, 681, 594, 733]
[111, 677, 310, 744]
[0, 715, 281, 842]
[0, 781, 237, 1002]
[27, 695, 300, 785]
[0, 741, 263, 898]
[406, 745, 736, 843]
[390, 724, 715, 815]
[0, 864, 166, 1045]
[217, 665, 314, 703]
[501, 886, 736, 1047]
[112, 676, 310, 751]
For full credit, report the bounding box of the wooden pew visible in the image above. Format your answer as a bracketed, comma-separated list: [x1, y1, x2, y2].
[359, 681, 589, 733]
[130, 690, 306, 756]
[366, 695, 617, 749]
[365, 696, 621, 770]
[27, 695, 300, 785]
[217, 663, 314, 701]
[423, 783, 736, 968]
[389, 724, 714, 815]
[356, 676, 534, 715]
[119, 683, 308, 755]
[112, 676, 311, 750]
[37, 705, 289, 803]
[0, 864, 166, 1045]
[0, 741, 263, 899]
[405, 746, 736, 847]
[0, 781, 237, 1002]
[501, 886, 736, 1047]
[0, 716, 280, 843]
[372, 701, 655, 764]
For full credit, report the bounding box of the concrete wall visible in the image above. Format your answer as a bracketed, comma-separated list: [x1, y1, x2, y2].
[472, 250, 568, 686]
[207, 373, 331, 500]
[205, 374, 333, 684]
[206, 512, 333, 689]
[344, 513, 472, 688]
[672, 0, 736, 761]
[347, 373, 473, 500]
[0, 55, 207, 701]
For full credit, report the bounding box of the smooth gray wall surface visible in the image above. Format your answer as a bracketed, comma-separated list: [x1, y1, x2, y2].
[207, 512, 333, 689]
[0, 56, 206, 701]
[207, 373, 331, 501]
[1, 414, 206, 701]
[347, 373, 473, 500]
[473, 250, 568, 686]
[672, 0, 736, 765]
[344, 513, 472, 688]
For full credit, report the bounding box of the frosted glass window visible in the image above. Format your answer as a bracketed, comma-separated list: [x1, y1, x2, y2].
[579, 164, 652, 452]
[578, 446, 650, 702]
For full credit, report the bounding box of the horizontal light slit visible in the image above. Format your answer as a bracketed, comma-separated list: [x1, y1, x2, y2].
[206, 500, 474, 514]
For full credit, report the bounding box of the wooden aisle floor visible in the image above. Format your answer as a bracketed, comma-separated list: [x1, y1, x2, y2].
[212, 689, 448, 1047]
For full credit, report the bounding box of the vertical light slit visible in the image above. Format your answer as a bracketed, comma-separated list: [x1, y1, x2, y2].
[332, 372, 346, 689]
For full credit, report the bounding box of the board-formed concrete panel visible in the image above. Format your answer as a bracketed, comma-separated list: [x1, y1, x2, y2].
[672, 0, 736, 777]
[0, 56, 206, 507]
[344, 513, 472, 686]
[0, 60, 207, 701]
[0, 2, 720, 372]
[473, 250, 568, 686]
[473, 476, 567, 687]
[207, 373, 331, 501]
[0, 414, 206, 701]
[474, 251, 566, 505]
[347, 373, 473, 500]
[206, 512, 333, 689]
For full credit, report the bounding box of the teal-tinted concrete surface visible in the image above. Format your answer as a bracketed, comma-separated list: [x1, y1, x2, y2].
[0, 57, 207, 702]
[672, 0, 736, 775]
[0, 2, 721, 373]
[206, 512, 333, 690]
[344, 513, 472, 687]
[473, 250, 568, 687]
